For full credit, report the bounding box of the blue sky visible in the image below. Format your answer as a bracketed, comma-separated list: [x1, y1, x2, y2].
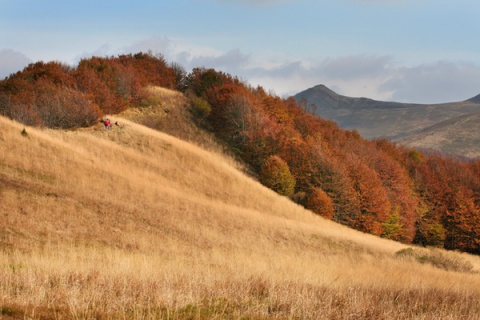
[2, 0, 480, 103]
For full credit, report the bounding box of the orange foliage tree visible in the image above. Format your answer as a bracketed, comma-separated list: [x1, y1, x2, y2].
[307, 187, 335, 219]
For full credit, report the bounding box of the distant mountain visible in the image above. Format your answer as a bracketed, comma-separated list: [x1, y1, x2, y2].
[294, 84, 480, 158]
[396, 111, 480, 158]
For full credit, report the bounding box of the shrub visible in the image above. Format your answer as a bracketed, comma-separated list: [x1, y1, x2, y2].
[189, 96, 212, 118]
[395, 248, 473, 273]
[290, 191, 307, 206]
[139, 94, 163, 108]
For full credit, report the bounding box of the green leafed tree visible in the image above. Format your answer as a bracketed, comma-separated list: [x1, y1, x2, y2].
[260, 155, 296, 197]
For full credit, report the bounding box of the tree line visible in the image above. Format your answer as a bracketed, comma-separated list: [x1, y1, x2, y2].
[1, 53, 479, 254]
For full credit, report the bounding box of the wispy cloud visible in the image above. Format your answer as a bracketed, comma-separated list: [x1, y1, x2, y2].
[74, 44, 112, 64]
[179, 49, 251, 74]
[380, 61, 480, 103]
[0, 49, 32, 79]
[120, 36, 175, 57]
[319, 55, 393, 80]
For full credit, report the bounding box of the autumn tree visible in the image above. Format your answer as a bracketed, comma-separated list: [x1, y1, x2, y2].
[75, 57, 129, 114]
[443, 187, 480, 253]
[307, 187, 335, 219]
[33, 79, 101, 128]
[414, 207, 446, 248]
[346, 155, 391, 236]
[260, 155, 296, 197]
[118, 52, 177, 89]
[185, 67, 227, 99]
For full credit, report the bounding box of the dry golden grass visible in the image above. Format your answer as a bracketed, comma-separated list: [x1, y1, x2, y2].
[1, 114, 480, 319]
[120, 86, 226, 155]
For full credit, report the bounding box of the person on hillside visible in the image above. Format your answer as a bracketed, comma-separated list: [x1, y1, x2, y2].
[104, 117, 111, 130]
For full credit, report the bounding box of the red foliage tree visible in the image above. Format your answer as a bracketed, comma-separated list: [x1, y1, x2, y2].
[345, 154, 391, 236]
[74, 66, 119, 114]
[118, 52, 177, 89]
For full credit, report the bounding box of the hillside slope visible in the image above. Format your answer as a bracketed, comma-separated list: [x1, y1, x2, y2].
[294, 84, 480, 157]
[396, 111, 480, 158]
[1, 112, 480, 319]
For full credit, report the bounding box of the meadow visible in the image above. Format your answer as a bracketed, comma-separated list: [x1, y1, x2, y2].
[1, 111, 480, 319]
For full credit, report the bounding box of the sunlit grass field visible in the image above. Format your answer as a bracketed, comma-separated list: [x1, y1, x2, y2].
[1, 105, 480, 319]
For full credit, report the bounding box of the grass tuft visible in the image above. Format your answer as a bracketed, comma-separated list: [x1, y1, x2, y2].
[396, 247, 474, 272]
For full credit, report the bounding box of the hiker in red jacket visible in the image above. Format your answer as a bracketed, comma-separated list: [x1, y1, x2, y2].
[104, 118, 111, 130]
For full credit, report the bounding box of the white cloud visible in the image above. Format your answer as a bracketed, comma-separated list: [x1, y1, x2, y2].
[380, 61, 480, 103]
[74, 44, 112, 63]
[120, 36, 175, 57]
[0, 49, 32, 79]
[175, 48, 251, 73]
[320, 55, 393, 80]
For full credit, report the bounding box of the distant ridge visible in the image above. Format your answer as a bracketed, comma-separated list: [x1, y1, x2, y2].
[397, 111, 480, 158]
[295, 85, 480, 158]
[467, 93, 480, 104]
[297, 84, 407, 110]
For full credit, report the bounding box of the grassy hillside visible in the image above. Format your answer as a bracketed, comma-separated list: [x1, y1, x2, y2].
[2, 95, 480, 319]
[396, 111, 480, 158]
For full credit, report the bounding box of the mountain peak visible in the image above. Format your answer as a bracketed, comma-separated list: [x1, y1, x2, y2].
[308, 84, 339, 95]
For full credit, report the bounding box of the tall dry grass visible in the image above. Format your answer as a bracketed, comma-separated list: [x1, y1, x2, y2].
[1, 114, 480, 319]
